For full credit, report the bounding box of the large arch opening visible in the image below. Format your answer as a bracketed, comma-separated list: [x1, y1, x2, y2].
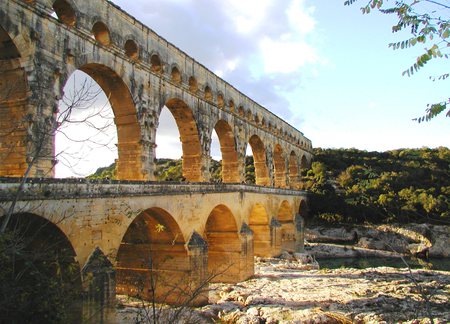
[55, 70, 117, 178]
[0, 213, 82, 322]
[273, 144, 287, 187]
[158, 98, 202, 182]
[0, 26, 29, 177]
[289, 151, 299, 188]
[214, 120, 239, 183]
[249, 203, 271, 256]
[116, 208, 189, 304]
[278, 200, 295, 251]
[204, 205, 241, 282]
[210, 127, 222, 182]
[154, 107, 183, 181]
[300, 155, 308, 171]
[248, 135, 269, 186]
[55, 64, 144, 180]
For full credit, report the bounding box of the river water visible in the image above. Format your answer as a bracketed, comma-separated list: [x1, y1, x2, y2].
[318, 256, 450, 271]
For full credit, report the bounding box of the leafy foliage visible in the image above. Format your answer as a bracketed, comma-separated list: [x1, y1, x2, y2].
[303, 147, 450, 224]
[0, 225, 81, 323]
[345, 0, 450, 121]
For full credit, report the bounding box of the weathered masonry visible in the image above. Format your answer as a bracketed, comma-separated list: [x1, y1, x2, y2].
[0, 0, 313, 306]
[0, 0, 312, 184]
[0, 179, 309, 305]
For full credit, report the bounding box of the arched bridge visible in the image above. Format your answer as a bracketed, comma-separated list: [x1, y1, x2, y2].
[0, 0, 313, 305]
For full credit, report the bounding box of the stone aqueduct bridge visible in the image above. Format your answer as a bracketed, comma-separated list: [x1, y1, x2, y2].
[0, 178, 309, 303]
[0, 0, 313, 304]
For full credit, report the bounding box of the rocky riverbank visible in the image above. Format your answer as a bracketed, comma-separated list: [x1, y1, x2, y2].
[305, 224, 450, 259]
[114, 256, 449, 323]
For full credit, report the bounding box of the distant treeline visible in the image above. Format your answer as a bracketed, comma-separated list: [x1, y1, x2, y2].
[87, 156, 256, 183]
[303, 147, 449, 225]
[88, 147, 449, 225]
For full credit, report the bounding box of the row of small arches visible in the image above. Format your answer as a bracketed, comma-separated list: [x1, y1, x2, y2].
[34, 0, 312, 151]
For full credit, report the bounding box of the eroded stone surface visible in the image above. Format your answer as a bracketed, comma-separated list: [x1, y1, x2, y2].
[114, 257, 449, 323]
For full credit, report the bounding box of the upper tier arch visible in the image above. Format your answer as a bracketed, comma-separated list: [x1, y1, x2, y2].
[0, 0, 313, 187]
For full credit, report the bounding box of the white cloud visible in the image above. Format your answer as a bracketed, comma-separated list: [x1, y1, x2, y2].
[287, 0, 316, 34]
[260, 36, 318, 74]
[223, 0, 272, 35]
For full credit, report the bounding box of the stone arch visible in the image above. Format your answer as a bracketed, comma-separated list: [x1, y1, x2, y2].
[238, 105, 245, 117]
[0, 25, 32, 177]
[300, 154, 308, 173]
[116, 207, 188, 304]
[74, 63, 145, 180]
[213, 120, 239, 183]
[204, 85, 213, 101]
[277, 200, 296, 251]
[204, 205, 241, 282]
[249, 203, 271, 257]
[52, 0, 77, 27]
[171, 66, 181, 84]
[299, 199, 309, 223]
[228, 99, 235, 112]
[217, 93, 224, 108]
[289, 150, 299, 187]
[150, 53, 162, 73]
[188, 76, 198, 93]
[163, 98, 202, 181]
[92, 21, 111, 46]
[273, 144, 287, 187]
[248, 135, 269, 186]
[1, 212, 82, 320]
[246, 109, 252, 121]
[124, 39, 139, 61]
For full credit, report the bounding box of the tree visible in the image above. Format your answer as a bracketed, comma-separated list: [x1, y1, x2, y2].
[0, 73, 114, 322]
[345, 0, 450, 121]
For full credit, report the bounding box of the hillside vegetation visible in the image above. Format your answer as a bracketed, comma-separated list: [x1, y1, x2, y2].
[303, 147, 450, 224]
[88, 147, 449, 225]
[87, 157, 256, 183]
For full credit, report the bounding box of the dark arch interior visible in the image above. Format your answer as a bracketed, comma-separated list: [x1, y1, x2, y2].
[116, 208, 188, 304]
[53, 0, 77, 27]
[171, 66, 181, 83]
[189, 76, 198, 93]
[204, 86, 212, 101]
[92, 21, 111, 46]
[249, 203, 271, 257]
[0, 26, 30, 177]
[150, 54, 162, 73]
[205, 205, 240, 282]
[124, 40, 139, 60]
[278, 200, 296, 251]
[1, 213, 82, 322]
[289, 151, 299, 187]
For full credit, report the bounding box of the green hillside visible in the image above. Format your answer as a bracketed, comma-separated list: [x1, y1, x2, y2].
[303, 147, 450, 224]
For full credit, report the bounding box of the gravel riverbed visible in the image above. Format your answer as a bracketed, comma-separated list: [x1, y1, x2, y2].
[115, 257, 450, 323]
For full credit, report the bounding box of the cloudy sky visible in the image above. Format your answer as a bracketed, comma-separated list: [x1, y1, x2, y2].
[55, 0, 449, 177]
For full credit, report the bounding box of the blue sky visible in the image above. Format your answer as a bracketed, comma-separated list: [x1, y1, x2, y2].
[56, 0, 449, 176]
[111, 0, 448, 150]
